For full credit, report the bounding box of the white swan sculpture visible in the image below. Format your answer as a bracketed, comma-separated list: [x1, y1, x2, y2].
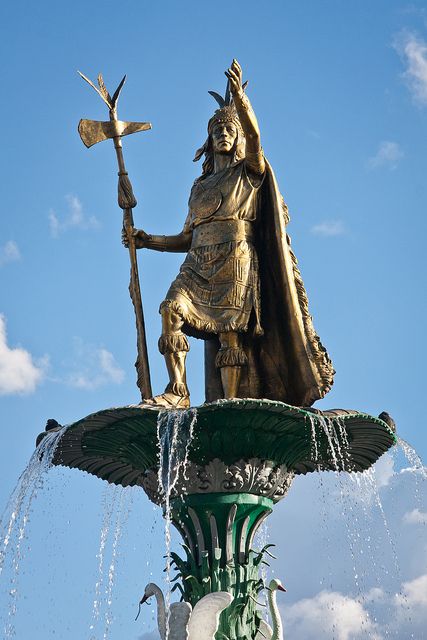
[139, 578, 285, 640]
[139, 582, 233, 640]
[256, 578, 287, 640]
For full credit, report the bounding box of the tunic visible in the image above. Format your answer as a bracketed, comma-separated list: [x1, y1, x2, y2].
[161, 160, 263, 338]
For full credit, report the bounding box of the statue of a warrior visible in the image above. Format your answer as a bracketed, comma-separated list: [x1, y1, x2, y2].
[125, 60, 334, 408]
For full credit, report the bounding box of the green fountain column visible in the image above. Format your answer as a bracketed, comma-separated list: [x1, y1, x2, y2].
[143, 446, 294, 639]
[169, 492, 274, 639]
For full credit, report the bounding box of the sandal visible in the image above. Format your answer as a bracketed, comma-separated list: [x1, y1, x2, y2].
[144, 392, 190, 409]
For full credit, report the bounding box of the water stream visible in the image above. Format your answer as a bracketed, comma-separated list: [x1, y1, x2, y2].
[254, 520, 270, 625]
[157, 408, 197, 639]
[0, 428, 67, 637]
[318, 417, 375, 637]
[88, 484, 134, 640]
[398, 437, 427, 522]
[89, 485, 119, 639]
[103, 487, 133, 639]
[308, 414, 427, 638]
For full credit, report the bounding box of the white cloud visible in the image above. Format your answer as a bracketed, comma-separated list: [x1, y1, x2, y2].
[281, 575, 427, 640]
[0, 241, 21, 267]
[49, 194, 100, 238]
[66, 338, 125, 390]
[0, 315, 47, 395]
[283, 590, 382, 640]
[368, 141, 403, 170]
[393, 573, 427, 634]
[374, 453, 395, 488]
[395, 31, 427, 105]
[403, 508, 427, 525]
[310, 220, 346, 237]
[399, 572, 427, 607]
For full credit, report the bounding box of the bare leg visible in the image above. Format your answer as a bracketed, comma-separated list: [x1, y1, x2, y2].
[216, 332, 247, 399]
[146, 306, 190, 408]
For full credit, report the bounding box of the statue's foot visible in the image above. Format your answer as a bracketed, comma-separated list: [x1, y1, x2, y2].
[143, 383, 190, 409]
[144, 392, 190, 409]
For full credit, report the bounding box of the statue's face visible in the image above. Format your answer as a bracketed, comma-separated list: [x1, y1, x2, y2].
[211, 122, 238, 154]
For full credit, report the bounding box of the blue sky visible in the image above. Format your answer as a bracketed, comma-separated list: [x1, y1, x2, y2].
[0, 1, 427, 638]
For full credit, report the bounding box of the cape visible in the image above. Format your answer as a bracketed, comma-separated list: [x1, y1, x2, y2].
[204, 160, 335, 407]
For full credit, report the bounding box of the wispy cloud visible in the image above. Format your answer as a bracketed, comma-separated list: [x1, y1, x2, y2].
[403, 508, 427, 525]
[310, 220, 346, 237]
[395, 31, 427, 105]
[368, 141, 404, 170]
[66, 338, 125, 390]
[0, 314, 47, 395]
[49, 194, 100, 238]
[0, 241, 21, 267]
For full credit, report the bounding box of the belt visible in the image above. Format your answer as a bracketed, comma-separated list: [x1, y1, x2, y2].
[191, 219, 254, 248]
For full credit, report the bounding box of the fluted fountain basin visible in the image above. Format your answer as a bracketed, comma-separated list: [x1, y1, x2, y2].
[35, 399, 396, 490]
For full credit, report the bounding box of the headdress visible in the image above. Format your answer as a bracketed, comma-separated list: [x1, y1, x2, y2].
[193, 80, 247, 165]
[206, 82, 244, 136]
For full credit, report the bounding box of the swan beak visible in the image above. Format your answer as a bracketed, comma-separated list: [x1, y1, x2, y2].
[277, 585, 287, 592]
[139, 595, 149, 605]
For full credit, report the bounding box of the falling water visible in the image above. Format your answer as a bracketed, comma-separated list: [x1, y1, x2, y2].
[308, 412, 427, 639]
[313, 415, 377, 637]
[335, 432, 371, 635]
[0, 427, 67, 638]
[89, 485, 119, 639]
[157, 408, 197, 639]
[372, 468, 414, 638]
[103, 487, 133, 639]
[350, 469, 395, 638]
[398, 438, 426, 476]
[374, 435, 426, 638]
[308, 414, 319, 467]
[88, 485, 133, 640]
[308, 414, 339, 637]
[317, 415, 341, 471]
[254, 520, 270, 624]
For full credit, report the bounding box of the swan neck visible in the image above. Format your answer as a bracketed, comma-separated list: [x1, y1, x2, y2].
[268, 589, 283, 640]
[152, 585, 167, 640]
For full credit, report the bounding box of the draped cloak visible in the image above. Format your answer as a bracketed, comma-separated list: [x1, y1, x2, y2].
[202, 159, 334, 407]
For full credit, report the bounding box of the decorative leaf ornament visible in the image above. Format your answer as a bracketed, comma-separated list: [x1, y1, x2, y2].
[207, 79, 248, 108]
[97, 73, 112, 107]
[208, 91, 226, 108]
[77, 71, 127, 111]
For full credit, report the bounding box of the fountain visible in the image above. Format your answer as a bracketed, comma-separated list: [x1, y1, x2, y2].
[28, 59, 399, 639]
[34, 403, 395, 637]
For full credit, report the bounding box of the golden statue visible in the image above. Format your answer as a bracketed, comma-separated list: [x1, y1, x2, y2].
[126, 60, 334, 408]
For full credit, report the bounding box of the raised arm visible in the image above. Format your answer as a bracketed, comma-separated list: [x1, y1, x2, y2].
[225, 59, 265, 176]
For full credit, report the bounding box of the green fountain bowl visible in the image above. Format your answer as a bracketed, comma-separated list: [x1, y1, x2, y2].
[36, 399, 396, 489]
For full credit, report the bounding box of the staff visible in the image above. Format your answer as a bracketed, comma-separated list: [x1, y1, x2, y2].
[78, 71, 152, 400]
